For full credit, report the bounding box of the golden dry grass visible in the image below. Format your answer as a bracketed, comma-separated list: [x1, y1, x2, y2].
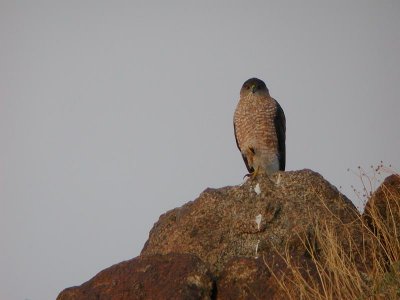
[265, 170, 400, 299]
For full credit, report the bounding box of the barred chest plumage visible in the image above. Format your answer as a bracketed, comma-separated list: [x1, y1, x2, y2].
[233, 77, 286, 176]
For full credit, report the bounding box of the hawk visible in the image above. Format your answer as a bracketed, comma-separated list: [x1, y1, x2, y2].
[233, 78, 286, 177]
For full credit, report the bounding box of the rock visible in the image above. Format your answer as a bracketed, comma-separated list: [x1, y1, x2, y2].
[363, 174, 400, 270]
[217, 257, 280, 300]
[57, 253, 214, 300]
[142, 170, 359, 274]
[363, 174, 400, 233]
[217, 253, 318, 300]
[58, 169, 367, 299]
[216, 257, 274, 300]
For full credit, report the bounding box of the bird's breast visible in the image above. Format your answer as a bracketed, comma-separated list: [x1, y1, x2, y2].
[234, 96, 278, 153]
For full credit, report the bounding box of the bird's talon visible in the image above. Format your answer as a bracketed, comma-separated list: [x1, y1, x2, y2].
[243, 173, 252, 180]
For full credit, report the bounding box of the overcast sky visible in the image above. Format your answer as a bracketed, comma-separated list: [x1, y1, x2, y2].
[1, 1, 399, 299]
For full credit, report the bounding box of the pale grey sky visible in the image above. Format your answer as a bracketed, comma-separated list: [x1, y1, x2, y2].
[1, 1, 399, 299]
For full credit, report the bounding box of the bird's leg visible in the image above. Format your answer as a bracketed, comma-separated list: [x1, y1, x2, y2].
[252, 166, 260, 178]
[242, 147, 257, 179]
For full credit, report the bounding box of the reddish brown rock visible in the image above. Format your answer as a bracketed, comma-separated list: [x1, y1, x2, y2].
[216, 257, 274, 300]
[363, 174, 400, 269]
[57, 253, 214, 300]
[363, 174, 400, 231]
[217, 253, 319, 300]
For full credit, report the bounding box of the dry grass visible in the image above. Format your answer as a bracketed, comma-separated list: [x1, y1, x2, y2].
[265, 168, 400, 300]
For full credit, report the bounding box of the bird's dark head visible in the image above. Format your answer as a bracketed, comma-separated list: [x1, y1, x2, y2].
[240, 77, 269, 96]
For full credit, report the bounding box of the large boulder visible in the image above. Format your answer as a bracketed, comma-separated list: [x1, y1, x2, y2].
[142, 170, 359, 274]
[363, 174, 400, 234]
[363, 174, 400, 273]
[57, 253, 214, 300]
[58, 169, 367, 299]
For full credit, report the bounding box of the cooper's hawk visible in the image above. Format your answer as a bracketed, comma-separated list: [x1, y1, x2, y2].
[233, 78, 286, 177]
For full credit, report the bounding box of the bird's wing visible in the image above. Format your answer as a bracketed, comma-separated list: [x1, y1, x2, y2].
[234, 121, 253, 173]
[274, 102, 286, 170]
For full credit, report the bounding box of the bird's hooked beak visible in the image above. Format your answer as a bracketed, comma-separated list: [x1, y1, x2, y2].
[251, 84, 257, 93]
